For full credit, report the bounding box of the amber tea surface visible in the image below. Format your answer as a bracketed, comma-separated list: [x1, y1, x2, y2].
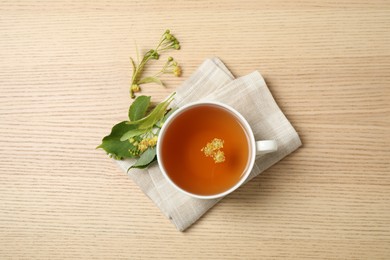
[160, 104, 250, 195]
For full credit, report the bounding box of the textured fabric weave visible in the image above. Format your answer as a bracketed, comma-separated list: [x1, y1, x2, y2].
[116, 58, 302, 231]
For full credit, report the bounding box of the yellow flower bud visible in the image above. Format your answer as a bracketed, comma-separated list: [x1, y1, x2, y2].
[173, 66, 182, 77]
[138, 144, 148, 152]
[148, 136, 158, 147]
[131, 84, 140, 92]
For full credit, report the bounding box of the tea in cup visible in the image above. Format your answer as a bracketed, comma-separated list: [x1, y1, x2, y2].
[157, 101, 277, 199]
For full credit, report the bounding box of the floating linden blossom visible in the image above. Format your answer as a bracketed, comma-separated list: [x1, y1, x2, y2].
[201, 138, 225, 163]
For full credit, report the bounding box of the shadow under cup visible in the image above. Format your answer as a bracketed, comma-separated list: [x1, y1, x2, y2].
[157, 102, 256, 199]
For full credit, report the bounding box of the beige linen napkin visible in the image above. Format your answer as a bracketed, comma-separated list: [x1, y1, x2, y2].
[116, 58, 302, 231]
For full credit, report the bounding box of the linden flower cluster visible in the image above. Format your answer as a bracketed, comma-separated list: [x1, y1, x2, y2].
[130, 29, 182, 98]
[201, 138, 226, 163]
[129, 135, 158, 155]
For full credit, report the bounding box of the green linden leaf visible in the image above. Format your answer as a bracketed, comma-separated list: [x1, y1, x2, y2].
[120, 128, 148, 141]
[128, 95, 151, 121]
[155, 108, 177, 128]
[137, 76, 164, 86]
[128, 147, 157, 171]
[97, 121, 138, 159]
[126, 92, 175, 130]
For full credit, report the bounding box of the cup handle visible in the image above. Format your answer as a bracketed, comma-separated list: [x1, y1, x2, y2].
[256, 140, 278, 155]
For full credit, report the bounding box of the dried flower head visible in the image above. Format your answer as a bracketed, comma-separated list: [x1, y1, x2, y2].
[201, 138, 225, 163]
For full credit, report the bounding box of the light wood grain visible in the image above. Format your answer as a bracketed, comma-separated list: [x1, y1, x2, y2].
[1, 0, 389, 259]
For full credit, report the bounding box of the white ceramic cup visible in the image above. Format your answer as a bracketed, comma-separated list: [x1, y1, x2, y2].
[157, 101, 277, 199]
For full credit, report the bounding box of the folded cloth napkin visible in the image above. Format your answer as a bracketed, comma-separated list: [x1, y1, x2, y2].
[116, 58, 302, 231]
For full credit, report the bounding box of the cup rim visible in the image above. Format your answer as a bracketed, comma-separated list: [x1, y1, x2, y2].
[156, 101, 256, 199]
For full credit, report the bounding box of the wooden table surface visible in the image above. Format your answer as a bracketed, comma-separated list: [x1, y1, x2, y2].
[1, 1, 389, 259]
